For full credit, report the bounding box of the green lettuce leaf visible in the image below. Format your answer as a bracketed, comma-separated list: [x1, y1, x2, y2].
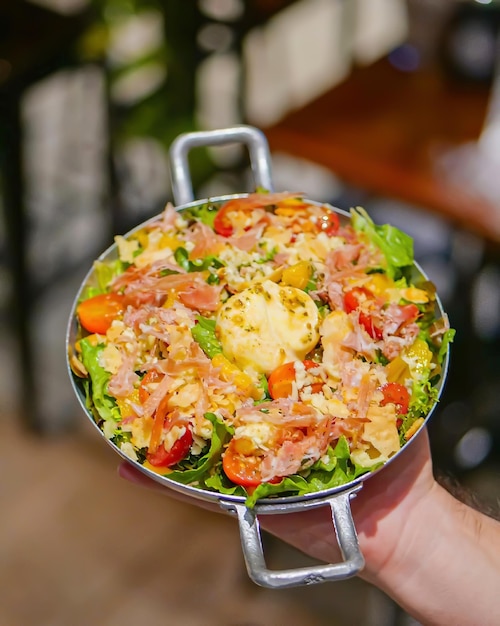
[182, 202, 219, 228]
[79, 338, 121, 423]
[204, 468, 246, 497]
[438, 328, 455, 364]
[245, 475, 311, 507]
[191, 315, 222, 358]
[93, 259, 127, 293]
[174, 246, 224, 274]
[165, 413, 231, 484]
[351, 207, 414, 278]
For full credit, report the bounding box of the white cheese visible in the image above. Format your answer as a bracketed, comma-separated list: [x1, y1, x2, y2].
[216, 280, 320, 375]
[99, 344, 122, 374]
[234, 422, 278, 450]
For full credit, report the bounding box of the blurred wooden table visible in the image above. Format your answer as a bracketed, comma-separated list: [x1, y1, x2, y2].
[264, 58, 500, 242]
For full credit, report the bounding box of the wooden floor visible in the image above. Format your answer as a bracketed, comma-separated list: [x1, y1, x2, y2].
[0, 413, 396, 626]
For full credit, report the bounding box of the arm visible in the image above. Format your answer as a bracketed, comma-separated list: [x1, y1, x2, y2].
[259, 429, 500, 626]
[119, 428, 500, 626]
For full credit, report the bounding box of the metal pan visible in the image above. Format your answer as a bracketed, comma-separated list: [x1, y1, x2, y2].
[66, 125, 450, 589]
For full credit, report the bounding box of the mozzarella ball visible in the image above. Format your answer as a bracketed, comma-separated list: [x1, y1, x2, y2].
[216, 280, 319, 375]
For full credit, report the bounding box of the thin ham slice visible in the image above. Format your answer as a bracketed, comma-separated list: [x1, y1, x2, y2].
[187, 222, 225, 259]
[178, 280, 225, 312]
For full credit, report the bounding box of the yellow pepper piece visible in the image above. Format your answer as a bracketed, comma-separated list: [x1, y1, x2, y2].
[162, 288, 177, 309]
[212, 353, 261, 399]
[404, 338, 433, 378]
[159, 233, 182, 251]
[386, 356, 410, 384]
[133, 230, 149, 249]
[366, 273, 394, 297]
[400, 287, 429, 304]
[116, 389, 140, 420]
[281, 261, 313, 290]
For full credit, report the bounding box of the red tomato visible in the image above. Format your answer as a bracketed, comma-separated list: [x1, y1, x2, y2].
[268, 362, 296, 399]
[344, 287, 383, 339]
[318, 211, 340, 236]
[146, 427, 193, 467]
[302, 360, 324, 393]
[213, 206, 234, 237]
[343, 286, 374, 313]
[139, 370, 164, 403]
[222, 440, 282, 487]
[77, 293, 126, 334]
[380, 382, 410, 415]
[359, 311, 384, 340]
[267, 360, 322, 399]
[222, 446, 265, 487]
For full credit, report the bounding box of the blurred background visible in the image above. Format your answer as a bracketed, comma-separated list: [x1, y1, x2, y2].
[1, 0, 500, 624]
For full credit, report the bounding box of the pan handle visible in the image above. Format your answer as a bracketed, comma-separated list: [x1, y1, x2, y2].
[219, 485, 365, 589]
[169, 125, 274, 206]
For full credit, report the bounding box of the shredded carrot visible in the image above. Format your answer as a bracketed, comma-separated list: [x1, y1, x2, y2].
[149, 393, 170, 454]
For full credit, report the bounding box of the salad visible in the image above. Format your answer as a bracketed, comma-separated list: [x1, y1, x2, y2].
[69, 192, 454, 507]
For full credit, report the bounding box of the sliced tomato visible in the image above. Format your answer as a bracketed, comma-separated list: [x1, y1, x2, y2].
[77, 293, 126, 334]
[139, 370, 164, 403]
[223, 446, 264, 487]
[268, 362, 296, 399]
[380, 382, 410, 415]
[222, 439, 282, 487]
[213, 206, 234, 237]
[268, 360, 322, 399]
[146, 427, 193, 467]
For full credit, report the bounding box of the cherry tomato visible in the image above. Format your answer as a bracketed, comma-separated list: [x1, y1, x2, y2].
[222, 445, 265, 487]
[139, 370, 164, 403]
[302, 360, 324, 393]
[359, 311, 384, 340]
[222, 439, 282, 487]
[146, 427, 193, 467]
[380, 382, 410, 415]
[213, 206, 234, 237]
[318, 211, 340, 236]
[268, 362, 296, 399]
[343, 286, 374, 313]
[344, 287, 384, 340]
[267, 360, 322, 399]
[77, 293, 126, 334]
